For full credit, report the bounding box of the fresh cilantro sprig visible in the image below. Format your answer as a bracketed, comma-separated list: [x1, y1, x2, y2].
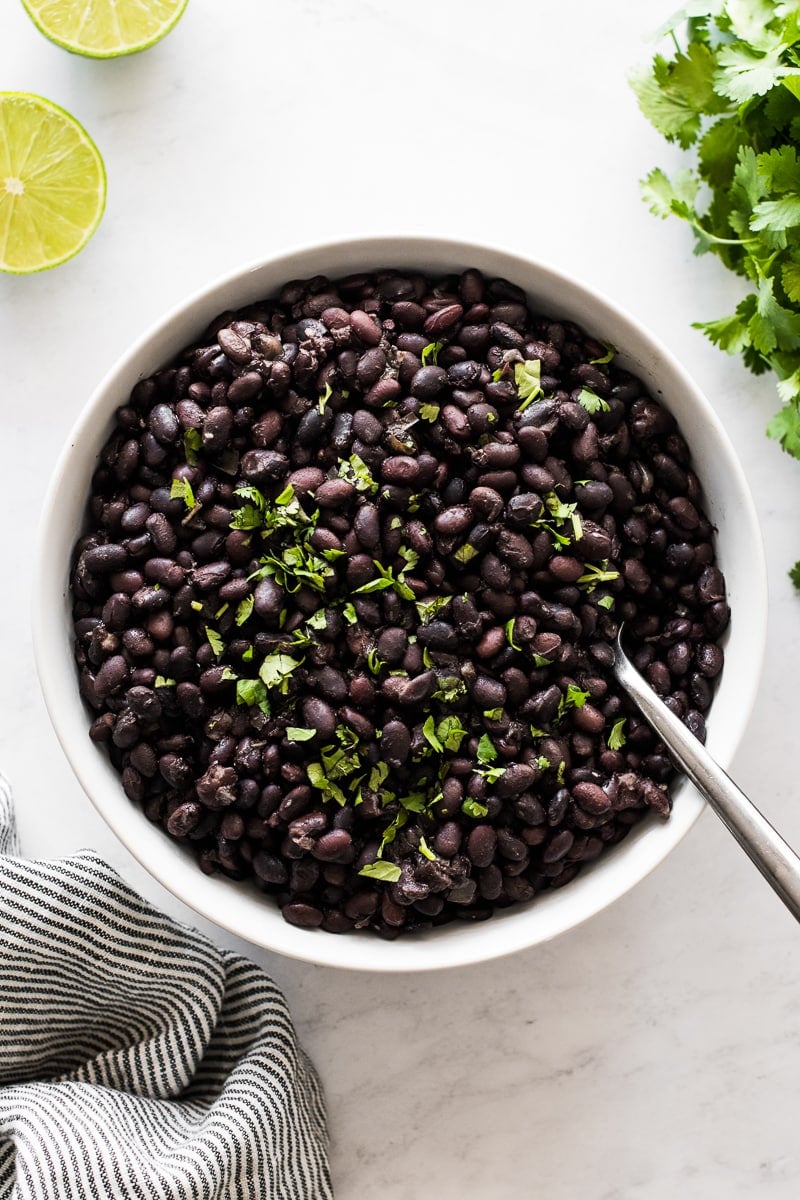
[631, 0, 800, 581]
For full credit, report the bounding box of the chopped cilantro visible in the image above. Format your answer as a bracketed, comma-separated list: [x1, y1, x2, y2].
[398, 545, 419, 573]
[306, 762, 348, 806]
[259, 652, 302, 693]
[368, 762, 390, 791]
[453, 543, 478, 564]
[532, 653, 552, 668]
[437, 716, 468, 752]
[234, 484, 267, 507]
[306, 609, 328, 631]
[338, 453, 377, 494]
[183, 427, 202, 465]
[422, 715, 443, 752]
[577, 560, 620, 592]
[514, 359, 543, 411]
[433, 675, 467, 702]
[419, 403, 440, 422]
[608, 717, 627, 750]
[418, 836, 436, 862]
[505, 617, 521, 650]
[366, 647, 385, 675]
[229, 504, 263, 531]
[318, 382, 332, 412]
[236, 677, 270, 713]
[589, 341, 616, 365]
[577, 388, 611, 415]
[170, 477, 196, 510]
[286, 727, 317, 742]
[377, 808, 409, 855]
[190, 600, 204, 613]
[462, 798, 489, 818]
[359, 860, 402, 882]
[421, 340, 444, 366]
[154, 675, 176, 688]
[597, 595, 615, 611]
[535, 755, 551, 770]
[556, 760, 566, 784]
[477, 734, 497, 765]
[342, 602, 358, 625]
[205, 626, 224, 658]
[483, 707, 503, 721]
[416, 595, 452, 624]
[557, 683, 590, 720]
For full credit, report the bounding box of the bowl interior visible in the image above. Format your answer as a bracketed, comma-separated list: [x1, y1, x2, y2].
[33, 236, 767, 972]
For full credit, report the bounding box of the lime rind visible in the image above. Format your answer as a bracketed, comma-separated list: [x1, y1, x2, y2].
[0, 92, 106, 275]
[20, 0, 190, 58]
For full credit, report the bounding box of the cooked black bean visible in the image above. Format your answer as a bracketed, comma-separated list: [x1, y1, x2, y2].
[72, 265, 727, 940]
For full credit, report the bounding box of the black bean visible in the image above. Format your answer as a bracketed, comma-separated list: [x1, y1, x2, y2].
[379, 721, 409, 769]
[410, 366, 447, 400]
[84, 544, 128, 574]
[354, 503, 381, 550]
[253, 578, 284, 619]
[466, 825, 496, 868]
[282, 903, 324, 928]
[240, 449, 289, 483]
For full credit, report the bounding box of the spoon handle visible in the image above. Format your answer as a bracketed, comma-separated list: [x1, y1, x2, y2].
[614, 645, 800, 923]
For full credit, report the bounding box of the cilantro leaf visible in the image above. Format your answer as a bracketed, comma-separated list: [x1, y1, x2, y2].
[477, 734, 497, 765]
[183, 427, 202, 465]
[421, 341, 444, 366]
[236, 677, 270, 713]
[307, 762, 348, 806]
[462, 798, 489, 819]
[422, 716, 443, 753]
[607, 718, 627, 751]
[259, 652, 302, 693]
[416, 595, 452, 624]
[359, 861, 402, 883]
[436, 716, 468, 752]
[205, 626, 224, 658]
[514, 359, 543, 410]
[170, 476, 196, 510]
[577, 388, 611, 415]
[418, 836, 436, 862]
[286, 727, 317, 742]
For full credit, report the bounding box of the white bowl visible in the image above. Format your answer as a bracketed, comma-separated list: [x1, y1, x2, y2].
[33, 236, 767, 972]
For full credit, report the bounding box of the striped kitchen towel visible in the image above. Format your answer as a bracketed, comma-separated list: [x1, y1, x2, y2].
[0, 774, 332, 1199]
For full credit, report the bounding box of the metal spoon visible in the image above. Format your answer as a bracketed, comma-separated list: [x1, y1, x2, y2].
[612, 627, 800, 922]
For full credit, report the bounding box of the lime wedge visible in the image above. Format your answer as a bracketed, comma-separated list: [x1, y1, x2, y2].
[20, 0, 189, 58]
[0, 93, 106, 275]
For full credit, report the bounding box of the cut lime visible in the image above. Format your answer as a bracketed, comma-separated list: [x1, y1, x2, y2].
[20, 0, 189, 58]
[0, 93, 106, 275]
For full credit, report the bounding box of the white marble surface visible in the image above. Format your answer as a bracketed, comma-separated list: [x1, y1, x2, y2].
[3, 1, 800, 1195]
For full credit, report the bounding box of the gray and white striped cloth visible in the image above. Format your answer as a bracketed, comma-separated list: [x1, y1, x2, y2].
[0, 774, 332, 1199]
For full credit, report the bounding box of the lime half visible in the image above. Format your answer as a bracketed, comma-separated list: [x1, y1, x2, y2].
[20, 0, 189, 58]
[0, 93, 106, 275]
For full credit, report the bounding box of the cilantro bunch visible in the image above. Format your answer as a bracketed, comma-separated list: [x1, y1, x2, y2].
[631, 0, 800, 580]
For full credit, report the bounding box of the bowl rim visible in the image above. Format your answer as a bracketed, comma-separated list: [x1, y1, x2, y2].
[32, 233, 768, 972]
